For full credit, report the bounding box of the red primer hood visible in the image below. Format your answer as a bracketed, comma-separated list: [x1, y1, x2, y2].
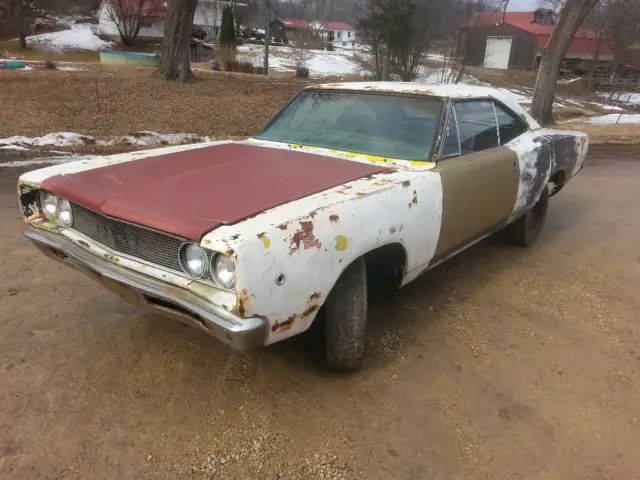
[41, 143, 389, 240]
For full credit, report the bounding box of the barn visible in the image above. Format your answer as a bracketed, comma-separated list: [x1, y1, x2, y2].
[461, 9, 614, 72]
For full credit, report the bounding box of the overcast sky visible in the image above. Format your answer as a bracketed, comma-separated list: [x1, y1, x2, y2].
[507, 0, 540, 11]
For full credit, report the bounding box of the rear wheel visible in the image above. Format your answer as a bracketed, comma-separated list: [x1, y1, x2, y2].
[325, 258, 368, 371]
[505, 186, 549, 247]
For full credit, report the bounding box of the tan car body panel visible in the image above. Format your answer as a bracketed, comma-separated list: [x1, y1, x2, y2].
[432, 146, 520, 261]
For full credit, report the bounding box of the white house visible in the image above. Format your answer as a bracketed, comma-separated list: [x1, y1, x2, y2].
[98, 0, 246, 42]
[311, 21, 356, 48]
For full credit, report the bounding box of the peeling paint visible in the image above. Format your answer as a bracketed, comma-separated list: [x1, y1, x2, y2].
[290, 221, 322, 253]
[329, 214, 339, 223]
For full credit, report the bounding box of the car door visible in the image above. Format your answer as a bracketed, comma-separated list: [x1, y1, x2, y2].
[431, 99, 523, 263]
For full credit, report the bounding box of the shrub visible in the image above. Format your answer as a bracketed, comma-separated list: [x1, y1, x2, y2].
[295, 66, 309, 78]
[326, 42, 334, 52]
[237, 60, 254, 73]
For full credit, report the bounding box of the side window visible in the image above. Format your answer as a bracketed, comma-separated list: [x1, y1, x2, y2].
[494, 103, 528, 145]
[453, 101, 499, 154]
[442, 108, 460, 158]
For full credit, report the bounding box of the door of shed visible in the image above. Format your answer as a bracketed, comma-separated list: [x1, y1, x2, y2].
[484, 37, 513, 69]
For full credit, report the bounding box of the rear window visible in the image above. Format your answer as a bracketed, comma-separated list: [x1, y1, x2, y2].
[256, 90, 443, 161]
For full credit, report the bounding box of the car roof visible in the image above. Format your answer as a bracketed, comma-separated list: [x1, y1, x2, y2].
[304, 82, 541, 129]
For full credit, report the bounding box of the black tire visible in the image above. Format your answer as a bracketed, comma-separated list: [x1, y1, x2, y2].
[325, 257, 368, 371]
[505, 186, 549, 247]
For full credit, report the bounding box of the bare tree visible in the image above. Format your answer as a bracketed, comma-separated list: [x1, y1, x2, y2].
[105, 0, 164, 46]
[530, 0, 600, 125]
[0, 0, 44, 49]
[156, 0, 198, 82]
[606, 0, 640, 71]
[358, 0, 445, 82]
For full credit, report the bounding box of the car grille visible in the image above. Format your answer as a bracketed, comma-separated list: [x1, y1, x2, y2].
[70, 202, 212, 278]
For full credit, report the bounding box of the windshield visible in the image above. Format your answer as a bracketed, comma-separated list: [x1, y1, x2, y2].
[256, 90, 443, 161]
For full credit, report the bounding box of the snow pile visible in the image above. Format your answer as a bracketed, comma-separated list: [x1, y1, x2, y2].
[0, 131, 213, 151]
[105, 132, 214, 147]
[0, 132, 91, 148]
[27, 24, 114, 52]
[573, 114, 640, 125]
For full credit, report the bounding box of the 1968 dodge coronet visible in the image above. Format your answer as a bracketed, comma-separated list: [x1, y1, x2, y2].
[18, 82, 588, 370]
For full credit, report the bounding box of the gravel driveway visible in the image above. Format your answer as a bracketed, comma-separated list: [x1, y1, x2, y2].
[1, 148, 639, 479]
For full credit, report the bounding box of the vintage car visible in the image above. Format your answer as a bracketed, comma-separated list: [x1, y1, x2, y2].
[18, 83, 588, 371]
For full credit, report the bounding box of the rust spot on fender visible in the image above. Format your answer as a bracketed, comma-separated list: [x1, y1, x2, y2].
[272, 315, 296, 332]
[235, 289, 252, 317]
[329, 214, 339, 223]
[272, 293, 322, 333]
[277, 223, 288, 230]
[308, 210, 317, 218]
[230, 233, 241, 240]
[409, 190, 418, 208]
[290, 221, 321, 253]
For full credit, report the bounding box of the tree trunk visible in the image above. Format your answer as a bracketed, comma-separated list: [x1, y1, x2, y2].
[19, 29, 27, 50]
[587, 32, 602, 92]
[382, 46, 390, 81]
[156, 0, 198, 82]
[530, 0, 598, 125]
[18, 8, 27, 50]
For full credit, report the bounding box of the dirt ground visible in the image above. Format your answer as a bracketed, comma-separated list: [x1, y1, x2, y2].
[1, 147, 640, 480]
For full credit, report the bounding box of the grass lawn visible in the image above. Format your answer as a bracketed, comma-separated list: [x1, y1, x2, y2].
[0, 66, 310, 144]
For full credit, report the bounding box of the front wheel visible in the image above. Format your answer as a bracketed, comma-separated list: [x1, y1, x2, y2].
[505, 186, 549, 247]
[325, 257, 368, 371]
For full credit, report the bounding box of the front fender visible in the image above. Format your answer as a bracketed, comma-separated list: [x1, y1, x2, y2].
[202, 170, 444, 344]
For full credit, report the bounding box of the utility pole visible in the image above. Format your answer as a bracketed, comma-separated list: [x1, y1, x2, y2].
[264, 0, 270, 75]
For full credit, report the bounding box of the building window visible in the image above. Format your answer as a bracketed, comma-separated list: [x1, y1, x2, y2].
[348, 31, 351, 38]
[336, 31, 341, 39]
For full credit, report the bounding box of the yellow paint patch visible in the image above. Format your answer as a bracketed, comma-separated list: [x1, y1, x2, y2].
[408, 160, 436, 168]
[260, 236, 271, 249]
[335, 235, 348, 251]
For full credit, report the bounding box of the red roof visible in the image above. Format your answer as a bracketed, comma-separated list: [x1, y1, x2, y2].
[280, 18, 310, 29]
[462, 11, 612, 55]
[107, 0, 165, 19]
[321, 22, 353, 31]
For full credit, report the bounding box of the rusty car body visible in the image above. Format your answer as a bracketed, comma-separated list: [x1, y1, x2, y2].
[18, 82, 588, 370]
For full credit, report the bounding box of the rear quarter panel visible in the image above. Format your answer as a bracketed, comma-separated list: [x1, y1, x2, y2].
[505, 128, 588, 223]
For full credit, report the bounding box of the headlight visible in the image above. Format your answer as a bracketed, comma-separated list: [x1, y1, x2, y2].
[40, 191, 59, 219]
[211, 254, 236, 289]
[58, 199, 73, 227]
[179, 243, 207, 278]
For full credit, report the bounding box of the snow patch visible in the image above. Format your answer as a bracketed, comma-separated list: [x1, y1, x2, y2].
[0, 131, 213, 150]
[236, 44, 363, 77]
[573, 113, 640, 125]
[0, 155, 96, 168]
[26, 24, 114, 52]
[598, 91, 640, 107]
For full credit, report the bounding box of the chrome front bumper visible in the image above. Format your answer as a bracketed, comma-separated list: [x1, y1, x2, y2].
[25, 228, 267, 350]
